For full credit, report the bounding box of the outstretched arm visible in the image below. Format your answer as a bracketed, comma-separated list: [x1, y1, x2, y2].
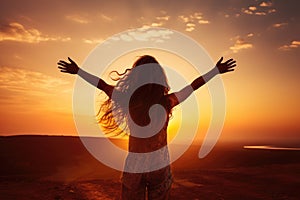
[168, 57, 236, 108]
[191, 57, 236, 90]
[57, 57, 114, 97]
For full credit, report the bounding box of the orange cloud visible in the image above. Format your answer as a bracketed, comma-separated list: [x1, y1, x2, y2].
[268, 9, 276, 13]
[178, 15, 189, 23]
[66, 15, 90, 24]
[100, 14, 113, 22]
[178, 12, 210, 32]
[185, 23, 195, 32]
[198, 20, 210, 24]
[230, 38, 253, 53]
[243, 9, 254, 15]
[0, 66, 72, 114]
[139, 13, 170, 28]
[260, 1, 273, 7]
[148, 15, 170, 27]
[242, 8, 267, 16]
[278, 41, 300, 51]
[255, 11, 266, 16]
[242, 1, 275, 16]
[156, 16, 170, 21]
[151, 22, 164, 27]
[272, 23, 288, 28]
[0, 67, 70, 94]
[83, 38, 104, 44]
[0, 22, 71, 43]
[249, 6, 257, 11]
[115, 26, 174, 43]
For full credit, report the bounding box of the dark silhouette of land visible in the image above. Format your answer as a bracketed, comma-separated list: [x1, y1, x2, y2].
[1, 135, 300, 199]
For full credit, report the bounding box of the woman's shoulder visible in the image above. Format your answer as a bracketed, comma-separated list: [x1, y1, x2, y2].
[161, 93, 178, 109]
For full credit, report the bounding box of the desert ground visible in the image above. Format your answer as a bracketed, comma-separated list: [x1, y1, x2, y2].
[1, 135, 300, 200]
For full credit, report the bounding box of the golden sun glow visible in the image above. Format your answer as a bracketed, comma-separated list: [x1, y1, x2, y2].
[0, 1, 299, 144]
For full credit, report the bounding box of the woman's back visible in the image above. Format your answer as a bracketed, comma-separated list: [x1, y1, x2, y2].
[128, 84, 171, 153]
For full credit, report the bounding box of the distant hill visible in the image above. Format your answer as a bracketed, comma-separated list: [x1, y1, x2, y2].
[1, 135, 300, 182]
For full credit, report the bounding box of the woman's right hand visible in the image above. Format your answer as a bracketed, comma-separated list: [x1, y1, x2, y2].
[216, 57, 236, 74]
[57, 57, 79, 74]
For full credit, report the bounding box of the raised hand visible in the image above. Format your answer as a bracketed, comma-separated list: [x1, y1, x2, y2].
[57, 57, 79, 74]
[216, 57, 236, 74]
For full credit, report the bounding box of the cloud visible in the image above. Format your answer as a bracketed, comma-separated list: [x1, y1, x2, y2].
[0, 66, 71, 108]
[178, 15, 189, 23]
[190, 12, 203, 20]
[185, 23, 195, 32]
[260, 1, 273, 7]
[100, 14, 113, 22]
[149, 14, 170, 27]
[242, 8, 267, 16]
[0, 22, 71, 43]
[120, 34, 133, 42]
[66, 15, 89, 24]
[272, 23, 288, 28]
[230, 38, 253, 53]
[198, 20, 210, 24]
[243, 9, 254, 15]
[255, 11, 267, 16]
[0, 67, 70, 94]
[114, 26, 173, 43]
[268, 9, 276, 13]
[151, 22, 164, 27]
[249, 6, 257, 11]
[247, 33, 254, 37]
[83, 38, 104, 44]
[156, 16, 170, 21]
[139, 13, 170, 28]
[278, 41, 300, 51]
[242, 2, 275, 16]
[178, 12, 208, 23]
[178, 12, 210, 32]
[66, 13, 113, 23]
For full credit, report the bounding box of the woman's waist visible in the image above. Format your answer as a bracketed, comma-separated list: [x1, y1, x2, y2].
[128, 134, 167, 153]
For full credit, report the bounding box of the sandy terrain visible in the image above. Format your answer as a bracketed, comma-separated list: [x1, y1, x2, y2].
[1, 135, 299, 199]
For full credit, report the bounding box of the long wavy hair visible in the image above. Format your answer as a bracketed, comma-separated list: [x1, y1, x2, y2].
[98, 55, 172, 136]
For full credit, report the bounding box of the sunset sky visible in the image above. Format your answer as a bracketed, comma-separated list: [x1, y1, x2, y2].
[0, 0, 299, 143]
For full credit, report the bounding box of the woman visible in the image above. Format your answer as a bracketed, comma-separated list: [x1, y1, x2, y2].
[58, 55, 236, 199]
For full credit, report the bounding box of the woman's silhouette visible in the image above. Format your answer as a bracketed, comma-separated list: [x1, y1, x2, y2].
[58, 55, 236, 200]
